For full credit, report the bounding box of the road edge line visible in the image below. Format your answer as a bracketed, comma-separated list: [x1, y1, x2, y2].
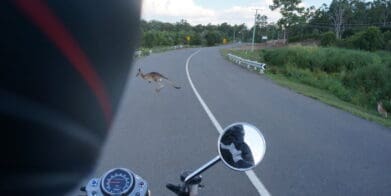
[185, 49, 271, 196]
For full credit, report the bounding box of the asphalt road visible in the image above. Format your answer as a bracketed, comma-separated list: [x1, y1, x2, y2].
[75, 46, 391, 196]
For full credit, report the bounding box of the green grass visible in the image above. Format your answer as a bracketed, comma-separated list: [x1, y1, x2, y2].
[221, 49, 261, 62]
[267, 74, 391, 127]
[221, 48, 391, 128]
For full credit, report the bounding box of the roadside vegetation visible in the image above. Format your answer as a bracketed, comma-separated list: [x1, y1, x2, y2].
[224, 46, 391, 127]
[141, 0, 391, 126]
[221, 0, 391, 127]
[139, 19, 253, 49]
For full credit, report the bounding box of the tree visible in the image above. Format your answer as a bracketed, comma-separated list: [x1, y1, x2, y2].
[236, 24, 249, 41]
[264, 24, 280, 40]
[218, 22, 234, 40]
[329, 0, 350, 39]
[320, 31, 336, 46]
[204, 30, 222, 46]
[349, 0, 370, 25]
[311, 4, 330, 23]
[269, 0, 305, 39]
[175, 19, 192, 32]
[345, 26, 384, 51]
[190, 33, 202, 45]
[372, 0, 391, 27]
[143, 31, 157, 48]
[309, 4, 332, 34]
[257, 14, 268, 27]
[254, 15, 268, 42]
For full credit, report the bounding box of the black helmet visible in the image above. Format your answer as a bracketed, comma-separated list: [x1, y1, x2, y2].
[0, 1, 141, 195]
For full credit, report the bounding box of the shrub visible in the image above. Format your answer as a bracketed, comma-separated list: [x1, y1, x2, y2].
[261, 46, 391, 108]
[383, 100, 391, 112]
[343, 64, 391, 105]
[288, 33, 320, 43]
[376, 51, 391, 67]
[263, 46, 380, 73]
[204, 30, 222, 46]
[284, 66, 352, 101]
[346, 27, 384, 51]
[335, 39, 348, 48]
[263, 48, 286, 67]
[385, 40, 391, 51]
[143, 31, 157, 48]
[320, 32, 336, 46]
[190, 33, 202, 45]
[342, 29, 356, 39]
[288, 36, 301, 43]
[383, 31, 391, 42]
[266, 66, 279, 74]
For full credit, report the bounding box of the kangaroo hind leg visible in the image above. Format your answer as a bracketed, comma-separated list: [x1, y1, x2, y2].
[156, 82, 165, 93]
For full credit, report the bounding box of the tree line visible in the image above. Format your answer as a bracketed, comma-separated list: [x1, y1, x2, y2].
[270, 0, 391, 51]
[140, 19, 254, 48]
[140, 0, 391, 51]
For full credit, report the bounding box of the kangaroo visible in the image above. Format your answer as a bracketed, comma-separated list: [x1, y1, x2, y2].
[377, 101, 388, 118]
[136, 68, 181, 92]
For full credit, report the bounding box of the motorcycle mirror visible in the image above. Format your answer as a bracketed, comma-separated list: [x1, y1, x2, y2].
[183, 122, 266, 183]
[218, 122, 266, 171]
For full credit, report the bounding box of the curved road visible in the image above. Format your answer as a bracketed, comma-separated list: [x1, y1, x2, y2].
[80, 46, 391, 196]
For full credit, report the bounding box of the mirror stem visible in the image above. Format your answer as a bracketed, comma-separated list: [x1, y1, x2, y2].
[185, 156, 221, 183]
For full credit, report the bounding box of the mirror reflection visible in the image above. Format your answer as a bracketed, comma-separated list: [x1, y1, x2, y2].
[218, 123, 266, 171]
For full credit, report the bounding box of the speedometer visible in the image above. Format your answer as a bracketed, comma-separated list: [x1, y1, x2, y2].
[101, 168, 134, 195]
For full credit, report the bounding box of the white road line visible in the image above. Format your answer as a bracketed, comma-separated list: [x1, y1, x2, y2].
[245, 170, 271, 196]
[185, 49, 271, 196]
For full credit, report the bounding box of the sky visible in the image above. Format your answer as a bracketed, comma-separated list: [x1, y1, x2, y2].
[141, 0, 332, 27]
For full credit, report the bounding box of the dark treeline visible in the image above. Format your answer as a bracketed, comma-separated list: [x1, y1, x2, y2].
[264, 0, 391, 113]
[140, 0, 391, 51]
[140, 19, 254, 48]
[271, 0, 391, 51]
[140, 18, 284, 48]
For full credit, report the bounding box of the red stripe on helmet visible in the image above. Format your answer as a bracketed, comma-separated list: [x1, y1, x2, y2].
[14, 0, 113, 124]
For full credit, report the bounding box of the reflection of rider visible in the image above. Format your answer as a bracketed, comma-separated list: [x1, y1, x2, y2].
[220, 125, 254, 169]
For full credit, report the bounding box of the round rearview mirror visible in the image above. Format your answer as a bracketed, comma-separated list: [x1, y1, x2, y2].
[218, 122, 266, 171]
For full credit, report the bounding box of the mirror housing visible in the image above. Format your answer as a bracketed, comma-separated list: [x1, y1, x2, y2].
[183, 122, 266, 184]
[218, 122, 266, 171]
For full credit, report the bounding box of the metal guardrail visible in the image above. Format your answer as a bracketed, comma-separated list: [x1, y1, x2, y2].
[227, 53, 266, 74]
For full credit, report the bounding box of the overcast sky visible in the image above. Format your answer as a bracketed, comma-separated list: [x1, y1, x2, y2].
[141, 0, 332, 27]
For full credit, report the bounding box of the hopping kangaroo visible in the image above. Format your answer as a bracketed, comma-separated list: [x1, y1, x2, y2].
[136, 68, 181, 92]
[377, 101, 388, 118]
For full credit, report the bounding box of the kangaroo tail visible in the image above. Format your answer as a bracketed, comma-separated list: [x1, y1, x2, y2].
[169, 81, 181, 89]
[163, 78, 181, 89]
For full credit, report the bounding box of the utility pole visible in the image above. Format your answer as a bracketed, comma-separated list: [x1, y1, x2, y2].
[252, 9, 261, 52]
